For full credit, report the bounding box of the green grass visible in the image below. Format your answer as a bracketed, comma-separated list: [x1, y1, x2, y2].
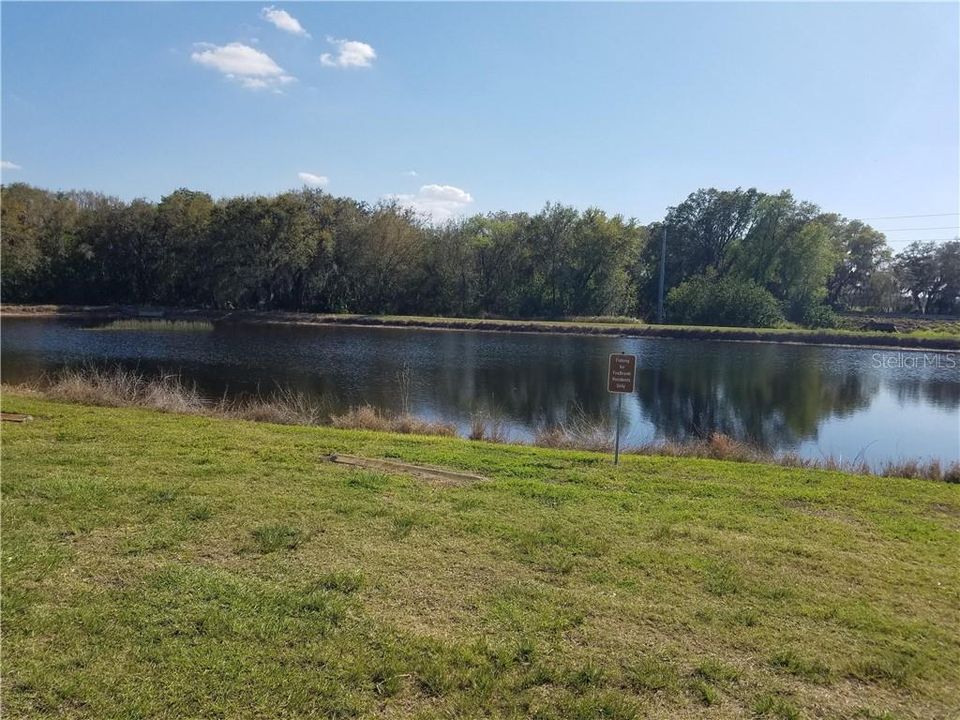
[91, 319, 214, 332]
[3, 393, 959, 719]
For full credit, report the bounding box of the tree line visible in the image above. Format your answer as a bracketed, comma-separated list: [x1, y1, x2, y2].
[2, 183, 958, 325]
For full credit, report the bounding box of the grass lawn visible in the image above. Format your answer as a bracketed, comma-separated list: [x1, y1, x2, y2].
[2, 394, 959, 719]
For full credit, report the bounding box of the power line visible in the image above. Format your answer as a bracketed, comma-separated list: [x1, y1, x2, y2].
[860, 212, 960, 220]
[877, 226, 960, 232]
[884, 237, 958, 244]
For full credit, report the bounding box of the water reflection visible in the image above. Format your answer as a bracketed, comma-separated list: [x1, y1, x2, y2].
[1, 317, 957, 461]
[634, 345, 878, 447]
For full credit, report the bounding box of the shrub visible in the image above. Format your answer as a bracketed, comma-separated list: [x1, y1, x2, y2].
[790, 299, 838, 328]
[666, 273, 784, 328]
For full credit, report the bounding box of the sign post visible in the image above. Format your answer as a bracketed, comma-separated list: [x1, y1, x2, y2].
[607, 352, 637, 465]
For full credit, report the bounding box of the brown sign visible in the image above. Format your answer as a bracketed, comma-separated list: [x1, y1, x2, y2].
[608, 353, 637, 394]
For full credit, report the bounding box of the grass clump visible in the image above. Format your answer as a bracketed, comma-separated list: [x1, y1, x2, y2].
[687, 678, 720, 706]
[771, 649, 831, 683]
[703, 559, 741, 596]
[146, 488, 178, 504]
[753, 692, 801, 719]
[846, 651, 921, 687]
[315, 571, 363, 594]
[250, 524, 305, 553]
[694, 658, 740, 684]
[187, 504, 213, 522]
[622, 657, 678, 693]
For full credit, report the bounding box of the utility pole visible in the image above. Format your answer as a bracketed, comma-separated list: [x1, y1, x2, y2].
[656, 226, 667, 323]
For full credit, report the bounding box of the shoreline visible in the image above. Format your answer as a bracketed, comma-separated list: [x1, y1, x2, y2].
[5, 381, 957, 479]
[3, 303, 959, 351]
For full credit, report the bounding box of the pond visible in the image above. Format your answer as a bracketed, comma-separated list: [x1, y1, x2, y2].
[2, 317, 958, 464]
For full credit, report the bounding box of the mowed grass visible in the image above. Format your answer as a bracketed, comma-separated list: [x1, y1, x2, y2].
[2, 395, 959, 719]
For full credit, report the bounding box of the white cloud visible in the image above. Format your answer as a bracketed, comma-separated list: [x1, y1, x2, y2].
[402, 170, 418, 177]
[1, 160, 22, 171]
[387, 184, 474, 222]
[298, 171, 329, 187]
[320, 37, 376, 68]
[191, 42, 295, 90]
[261, 6, 309, 37]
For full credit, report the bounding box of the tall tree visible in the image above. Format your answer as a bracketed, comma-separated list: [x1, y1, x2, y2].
[894, 242, 943, 314]
[822, 215, 891, 309]
[155, 189, 214, 305]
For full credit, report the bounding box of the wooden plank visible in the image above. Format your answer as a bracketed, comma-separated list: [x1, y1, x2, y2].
[328, 453, 486, 485]
[1, 412, 33, 423]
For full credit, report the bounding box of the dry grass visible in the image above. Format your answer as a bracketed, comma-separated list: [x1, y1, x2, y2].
[330, 404, 457, 436]
[25, 366, 323, 426]
[534, 422, 960, 483]
[534, 407, 615, 452]
[41, 366, 206, 413]
[468, 414, 509, 443]
[215, 387, 326, 426]
[876, 457, 960, 484]
[632, 432, 764, 463]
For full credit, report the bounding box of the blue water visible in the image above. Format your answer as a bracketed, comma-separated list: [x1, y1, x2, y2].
[2, 317, 957, 463]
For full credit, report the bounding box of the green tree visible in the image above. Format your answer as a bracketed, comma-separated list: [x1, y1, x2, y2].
[566, 208, 644, 316]
[640, 188, 761, 314]
[155, 189, 214, 305]
[0, 183, 47, 300]
[894, 241, 942, 314]
[822, 216, 891, 309]
[931, 241, 960, 314]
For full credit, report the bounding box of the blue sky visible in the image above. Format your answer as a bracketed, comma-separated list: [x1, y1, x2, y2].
[2, 2, 958, 241]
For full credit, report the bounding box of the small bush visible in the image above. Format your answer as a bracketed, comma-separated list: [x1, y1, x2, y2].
[794, 301, 838, 329]
[667, 272, 784, 328]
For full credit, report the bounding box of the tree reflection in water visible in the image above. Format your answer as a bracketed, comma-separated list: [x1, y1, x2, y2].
[2, 318, 956, 460]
